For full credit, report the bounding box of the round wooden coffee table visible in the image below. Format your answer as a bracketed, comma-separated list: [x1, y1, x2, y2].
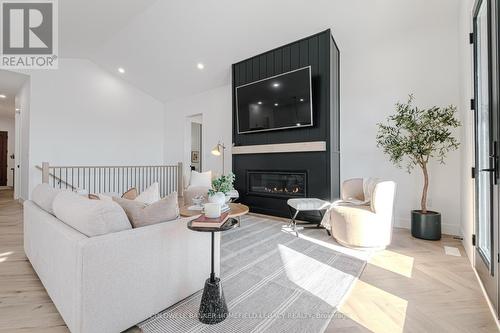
[180, 203, 249, 219]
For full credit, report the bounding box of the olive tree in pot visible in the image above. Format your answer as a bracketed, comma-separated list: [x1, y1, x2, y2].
[376, 95, 460, 240]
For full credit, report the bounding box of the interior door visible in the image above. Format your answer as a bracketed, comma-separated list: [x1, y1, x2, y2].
[190, 122, 202, 172]
[473, 0, 499, 314]
[0, 131, 7, 186]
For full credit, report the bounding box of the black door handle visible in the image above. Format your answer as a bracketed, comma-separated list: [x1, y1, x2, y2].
[481, 168, 495, 172]
[494, 141, 499, 184]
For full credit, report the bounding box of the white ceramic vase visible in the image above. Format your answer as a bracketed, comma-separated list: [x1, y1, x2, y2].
[208, 192, 226, 206]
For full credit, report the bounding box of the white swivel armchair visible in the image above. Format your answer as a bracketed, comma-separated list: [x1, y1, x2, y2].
[322, 178, 397, 249]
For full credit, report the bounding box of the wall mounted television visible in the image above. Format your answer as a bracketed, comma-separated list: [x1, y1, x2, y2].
[236, 66, 313, 134]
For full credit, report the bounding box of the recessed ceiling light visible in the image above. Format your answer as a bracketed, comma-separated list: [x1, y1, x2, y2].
[0, 94, 6, 99]
[296, 123, 301, 126]
[118, 67, 125, 74]
[272, 83, 280, 88]
[274, 103, 279, 106]
[299, 98, 304, 102]
[197, 63, 205, 70]
[15, 108, 20, 111]
[257, 101, 262, 105]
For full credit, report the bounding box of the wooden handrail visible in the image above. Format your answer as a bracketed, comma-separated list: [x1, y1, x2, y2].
[36, 164, 77, 191]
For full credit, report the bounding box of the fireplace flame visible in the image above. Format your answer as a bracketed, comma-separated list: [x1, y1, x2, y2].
[263, 186, 302, 194]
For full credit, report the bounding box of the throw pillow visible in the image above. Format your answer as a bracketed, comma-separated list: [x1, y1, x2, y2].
[53, 191, 132, 237]
[363, 178, 379, 203]
[31, 183, 61, 215]
[135, 182, 160, 204]
[122, 188, 138, 200]
[87, 192, 119, 201]
[113, 192, 179, 228]
[190, 170, 212, 188]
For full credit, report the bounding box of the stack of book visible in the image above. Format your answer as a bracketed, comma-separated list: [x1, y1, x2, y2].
[191, 212, 230, 228]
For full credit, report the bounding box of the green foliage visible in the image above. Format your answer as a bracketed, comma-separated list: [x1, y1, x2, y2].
[208, 172, 235, 196]
[377, 94, 461, 213]
[376, 94, 461, 173]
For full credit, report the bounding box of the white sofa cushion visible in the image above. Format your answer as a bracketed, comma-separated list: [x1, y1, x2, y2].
[53, 191, 132, 237]
[189, 170, 212, 188]
[95, 192, 118, 201]
[31, 183, 61, 215]
[136, 182, 160, 205]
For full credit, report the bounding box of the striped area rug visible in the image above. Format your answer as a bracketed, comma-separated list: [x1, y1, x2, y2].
[139, 215, 366, 333]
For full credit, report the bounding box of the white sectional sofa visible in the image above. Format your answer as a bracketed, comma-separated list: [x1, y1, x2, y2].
[24, 189, 220, 333]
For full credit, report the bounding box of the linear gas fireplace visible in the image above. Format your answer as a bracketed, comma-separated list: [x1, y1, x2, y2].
[247, 171, 307, 198]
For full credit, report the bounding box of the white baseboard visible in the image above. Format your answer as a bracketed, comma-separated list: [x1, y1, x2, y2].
[394, 216, 461, 236]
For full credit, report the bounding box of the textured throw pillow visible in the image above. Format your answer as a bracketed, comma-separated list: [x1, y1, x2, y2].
[363, 178, 379, 203]
[87, 192, 118, 201]
[31, 183, 61, 215]
[122, 188, 138, 200]
[135, 182, 160, 205]
[53, 191, 132, 237]
[190, 170, 212, 188]
[113, 192, 179, 228]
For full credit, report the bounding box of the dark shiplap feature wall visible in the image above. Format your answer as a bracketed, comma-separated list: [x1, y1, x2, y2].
[232, 29, 340, 220]
[233, 31, 330, 146]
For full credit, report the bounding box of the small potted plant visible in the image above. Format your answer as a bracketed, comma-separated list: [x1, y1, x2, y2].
[376, 95, 460, 240]
[208, 173, 235, 205]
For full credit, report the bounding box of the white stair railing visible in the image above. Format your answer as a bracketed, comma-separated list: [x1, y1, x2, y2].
[38, 162, 184, 199]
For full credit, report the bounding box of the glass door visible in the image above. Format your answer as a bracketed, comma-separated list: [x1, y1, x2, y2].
[473, 0, 499, 314]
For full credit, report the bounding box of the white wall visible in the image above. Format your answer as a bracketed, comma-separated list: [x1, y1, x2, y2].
[164, 85, 232, 179]
[163, 1, 464, 235]
[0, 116, 15, 186]
[26, 59, 165, 197]
[339, 1, 462, 235]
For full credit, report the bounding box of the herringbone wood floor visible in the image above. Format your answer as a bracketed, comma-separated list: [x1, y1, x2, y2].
[0, 189, 497, 332]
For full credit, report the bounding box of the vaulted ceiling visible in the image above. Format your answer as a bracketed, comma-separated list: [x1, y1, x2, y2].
[58, 0, 458, 103]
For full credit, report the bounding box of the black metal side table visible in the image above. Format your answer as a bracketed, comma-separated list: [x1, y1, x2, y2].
[187, 218, 238, 324]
